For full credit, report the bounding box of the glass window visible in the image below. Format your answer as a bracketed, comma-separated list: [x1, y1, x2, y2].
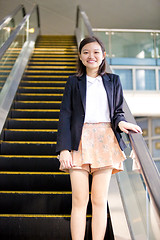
[136, 118, 148, 137]
[111, 32, 154, 58]
[152, 118, 160, 136]
[136, 69, 156, 90]
[94, 31, 109, 55]
[113, 69, 133, 90]
[152, 139, 160, 158]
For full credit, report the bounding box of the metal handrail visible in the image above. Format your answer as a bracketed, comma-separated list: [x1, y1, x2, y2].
[76, 5, 94, 37]
[0, 4, 40, 60]
[93, 28, 160, 33]
[0, 4, 26, 30]
[75, 5, 160, 217]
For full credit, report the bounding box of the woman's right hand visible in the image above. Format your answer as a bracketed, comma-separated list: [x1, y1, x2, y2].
[59, 150, 73, 169]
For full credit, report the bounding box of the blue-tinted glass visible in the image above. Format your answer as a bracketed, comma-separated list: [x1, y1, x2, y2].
[155, 160, 160, 173]
[152, 139, 160, 158]
[159, 71, 160, 89]
[113, 69, 133, 90]
[152, 118, 160, 136]
[136, 118, 148, 137]
[136, 69, 156, 90]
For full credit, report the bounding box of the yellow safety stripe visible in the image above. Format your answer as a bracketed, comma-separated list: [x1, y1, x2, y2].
[14, 101, 61, 103]
[17, 93, 63, 96]
[27, 66, 76, 69]
[23, 75, 68, 78]
[19, 87, 64, 89]
[0, 155, 57, 158]
[12, 109, 60, 112]
[31, 58, 77, 61]
[8, 118, 59, 121]
[21, 81, 66, 84]
[32, 55, 76, 57]
[0, 172, 68, 175]
[28, 62, 76, 65]
[3, 129, 58, 132]
[2, 141, 57, 144]
[0, 191, 71, 194]
[25, 70, 75, 73]
[0, 214, 91, 218]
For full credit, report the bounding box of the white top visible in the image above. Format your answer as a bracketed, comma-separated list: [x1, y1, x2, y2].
[84, 75, 111, 123]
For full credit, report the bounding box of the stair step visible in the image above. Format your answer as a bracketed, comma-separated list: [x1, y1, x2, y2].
[4, 129, 58, 141]
[0, 215, 93, 240]
[26, 66, 76, 70]
[0, 191, 74, 214]
[28, 62, 76, 66]
[22, 75, 69, 79]
[0, 172, 71, 191]
[15, 94, 63, 101]
[0, 155, 59, 171]
[29, 58, 77, 62]
[18, 87, 64, 93]
[7, 118, 59, 128]
[20, 81, 66, 87]
[1, 141, 57, 155]
[11, 109, 60, 118]
[32, 54, 76, 57]
[23, 70, 75, 75]
[13, 101, 61, 109]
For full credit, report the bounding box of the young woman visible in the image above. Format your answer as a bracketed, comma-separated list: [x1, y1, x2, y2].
[56, 36, 142, 240]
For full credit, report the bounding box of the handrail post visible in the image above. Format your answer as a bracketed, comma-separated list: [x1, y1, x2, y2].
[76, 6, 80, 28]
[36, 5, 40, 28]
[22, 4, 26, 17]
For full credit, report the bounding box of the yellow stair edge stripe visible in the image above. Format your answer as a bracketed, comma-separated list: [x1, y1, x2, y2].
[23, 75, 69, 78]
[4, 129, 58, 132]
[28, 62, 76, 65]
[31, 57, 77, 60]
[8, 118, 59, 121]
[0, 191, 71, 194]
[0, 155, 58, 158]
[0, 214, 92, 218]
[2, 141, 57, 144]
[32, 54, 76, 56]
[24, 71, 75, 74]
[21, 81, 67, 84]
[17, 93, 63, 96]
[11, 109, 60, 112]
[19, 87, 65, 89]
[27, 66, 76, 69]
[33, 49, 77, 51]
[0, 171, 69, 175]
[14, 101, 61, 103]
[30, 55, 76, 58]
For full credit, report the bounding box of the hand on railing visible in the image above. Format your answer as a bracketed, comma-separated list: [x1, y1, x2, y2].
[118, 121, 142, 134]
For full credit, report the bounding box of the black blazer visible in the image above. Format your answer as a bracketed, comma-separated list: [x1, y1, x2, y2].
[56, 73, 127, 154]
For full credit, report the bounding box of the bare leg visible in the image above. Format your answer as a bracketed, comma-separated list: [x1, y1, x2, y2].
[91, 168, 112, 240]
[69, 169, 89, 240]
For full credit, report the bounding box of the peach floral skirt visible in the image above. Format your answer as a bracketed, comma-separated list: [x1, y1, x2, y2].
[59, 122, 126, 174]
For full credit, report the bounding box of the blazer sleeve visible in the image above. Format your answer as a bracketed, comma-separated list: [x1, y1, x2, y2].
[113, 75, 127, 132]
[56, 76, 72, 153]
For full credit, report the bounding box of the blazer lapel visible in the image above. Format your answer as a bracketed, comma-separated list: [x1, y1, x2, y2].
[78, 74, 86, 112]
[102, 74, 114, 117]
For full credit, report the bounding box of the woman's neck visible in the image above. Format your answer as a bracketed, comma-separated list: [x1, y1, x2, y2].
[86, 69, 98, 78]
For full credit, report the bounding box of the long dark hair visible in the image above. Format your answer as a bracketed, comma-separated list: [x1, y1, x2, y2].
[76, 36, 107, 77]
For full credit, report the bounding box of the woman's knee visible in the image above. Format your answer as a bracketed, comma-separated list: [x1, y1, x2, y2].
[72, 192, 89, 209]
[91, 193, 107, 208]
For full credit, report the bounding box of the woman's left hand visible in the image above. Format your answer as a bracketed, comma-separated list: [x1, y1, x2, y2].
[118, 121, 142, 134]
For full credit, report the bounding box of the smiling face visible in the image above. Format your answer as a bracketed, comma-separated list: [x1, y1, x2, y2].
[79, 41, 105, 75]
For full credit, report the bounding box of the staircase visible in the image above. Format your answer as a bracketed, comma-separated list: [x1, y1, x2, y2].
[0, 35, 113, 239]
